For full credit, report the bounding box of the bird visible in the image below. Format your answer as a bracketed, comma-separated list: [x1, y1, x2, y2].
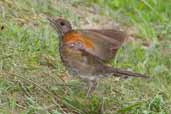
[48, 17, 149, 96]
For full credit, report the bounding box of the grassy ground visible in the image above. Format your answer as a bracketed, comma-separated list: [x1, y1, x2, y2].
[0, 0, 171, 114]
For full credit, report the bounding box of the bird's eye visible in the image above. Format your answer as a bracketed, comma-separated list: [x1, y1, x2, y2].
[60, 22, 65, 26]
[1, 25, 4, 30]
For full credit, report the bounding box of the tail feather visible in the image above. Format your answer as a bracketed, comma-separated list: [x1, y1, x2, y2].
[108, 67, 149, 78]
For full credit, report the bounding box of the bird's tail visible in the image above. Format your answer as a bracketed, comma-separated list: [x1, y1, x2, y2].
[106, 67, 149, 79]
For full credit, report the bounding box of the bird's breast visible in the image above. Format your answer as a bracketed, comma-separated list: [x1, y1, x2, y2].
[63, 31, 95, 49]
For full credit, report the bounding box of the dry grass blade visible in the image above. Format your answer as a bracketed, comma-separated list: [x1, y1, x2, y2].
[0, 71, 68, 114]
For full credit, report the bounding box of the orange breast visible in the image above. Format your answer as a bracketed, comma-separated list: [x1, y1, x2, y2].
[63, 31, 94, 49]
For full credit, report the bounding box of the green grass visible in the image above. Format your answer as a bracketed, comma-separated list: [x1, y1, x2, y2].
[87, 0, 171, 40]
[0, 0, 171, 114]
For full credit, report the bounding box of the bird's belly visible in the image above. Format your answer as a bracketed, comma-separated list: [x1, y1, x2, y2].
[60, 47, 96, 78]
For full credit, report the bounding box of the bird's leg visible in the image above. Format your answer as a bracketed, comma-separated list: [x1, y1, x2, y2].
[98, 97, 105, 114]
[86, 79, 97, 97]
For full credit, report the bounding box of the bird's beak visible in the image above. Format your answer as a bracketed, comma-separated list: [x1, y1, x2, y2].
[47, 16, 65, 37]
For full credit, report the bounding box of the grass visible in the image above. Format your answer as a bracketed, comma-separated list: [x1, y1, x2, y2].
[0, 0, 171, 114]
[87, 0, 171, 40]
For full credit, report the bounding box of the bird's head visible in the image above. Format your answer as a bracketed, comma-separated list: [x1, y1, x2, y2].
[48, 17, 72, 37]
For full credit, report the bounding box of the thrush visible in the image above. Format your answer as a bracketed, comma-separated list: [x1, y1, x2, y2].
[48, 17, 148, 96]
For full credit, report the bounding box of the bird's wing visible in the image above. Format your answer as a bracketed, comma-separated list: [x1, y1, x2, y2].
[77, 29, 127, 62]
